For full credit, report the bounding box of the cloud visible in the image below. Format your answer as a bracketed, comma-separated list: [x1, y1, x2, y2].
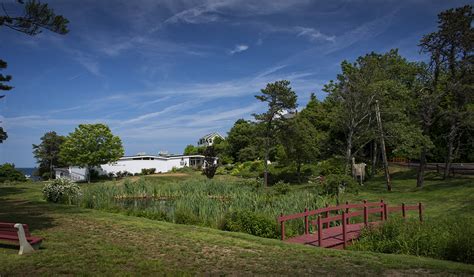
[229, 44, 249, 55]
[164, 0, 312, 25]
[295, 27, 336, 42]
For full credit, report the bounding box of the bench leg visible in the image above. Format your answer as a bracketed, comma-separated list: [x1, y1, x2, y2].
[14, 224, 35, 255]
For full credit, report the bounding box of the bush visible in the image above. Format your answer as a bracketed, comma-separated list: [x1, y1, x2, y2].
[0, 163, 27, 183]
[273, 181, 291, 195]
[42, 178, 82, 205]
[141, 168, 156, 175]
[349, 217, 474, 264]
[317, 157, 345, 176]
[174, 208, 201, 225]
[221, 210, 278, 238]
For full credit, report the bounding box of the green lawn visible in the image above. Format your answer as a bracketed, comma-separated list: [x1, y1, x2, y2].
[0, 170, 473, 275]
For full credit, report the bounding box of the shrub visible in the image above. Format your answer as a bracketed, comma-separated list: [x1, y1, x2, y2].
[174, 208, 201, 225]
[321, 174, 358, 204]
[42, 178, 82, 205]
[317, 157, 345, 176]
[350, 217, 474, 264]
[141, 168, 156, 175]
[221, 210, 278, 238]
[273, 181, 291, 195]
[0, 163, 27, 183]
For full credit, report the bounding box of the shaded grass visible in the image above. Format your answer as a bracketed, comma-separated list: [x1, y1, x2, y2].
[1, 182, 474, 275]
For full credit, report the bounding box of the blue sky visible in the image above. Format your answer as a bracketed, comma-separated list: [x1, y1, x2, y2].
[0, 0, 471, 167]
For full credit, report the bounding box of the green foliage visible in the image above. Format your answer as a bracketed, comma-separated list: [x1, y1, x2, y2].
[183, 144, 204, 155]
[221, 210, 278, 238]
[80, 177, 329, 238]
[60, 124, 124, 182]
[321, 174, 358, 204]
[350, 217, 474, 264]
[42, 178, 82, 205]
[273, 181, 291, 195]
[32, 131, 66, 180]
[0, 126, 7, 143]
[202, 146, 218, 179]
[0, 163, 26, 182]
[0, 0, 69, 36]
[141, 168, 156, 175]
[317, 157, 345, 176]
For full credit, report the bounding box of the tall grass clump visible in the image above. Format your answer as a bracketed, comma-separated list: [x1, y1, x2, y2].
[79, 177, 331, 238]
[349, 217, 474, 264]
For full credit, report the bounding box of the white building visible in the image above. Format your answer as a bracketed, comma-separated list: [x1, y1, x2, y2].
[197, 132, 224, 147]
[55, 154, 204, 181]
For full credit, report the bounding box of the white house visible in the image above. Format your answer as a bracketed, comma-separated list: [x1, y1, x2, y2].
[197, 132, 224, 147]
[55, 153, 204, 181]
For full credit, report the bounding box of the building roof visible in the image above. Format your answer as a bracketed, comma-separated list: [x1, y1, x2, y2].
[200, 132, 224, 140]
[120, 154, 204, 160]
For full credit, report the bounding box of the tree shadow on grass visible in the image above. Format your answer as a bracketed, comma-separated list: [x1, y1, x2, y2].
[0, 186, 27, 198]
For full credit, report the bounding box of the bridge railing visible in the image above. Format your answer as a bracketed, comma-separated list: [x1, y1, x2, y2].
[277, 200, 423, 247]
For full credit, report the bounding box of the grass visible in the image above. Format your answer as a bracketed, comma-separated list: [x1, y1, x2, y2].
[343, 166, 474, 219]
[1, 169, 473, 275]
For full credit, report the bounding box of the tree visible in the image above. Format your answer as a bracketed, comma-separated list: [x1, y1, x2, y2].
[324, 50, 424, 190]
[202, 146, 218, 179]
[32, 131, 66, 180]
[0, 163, 26, 182]
[279, 114, 323, 183]
[0, 127, 7, 143]
[0, 0, 69, 142]
[60, 124, 124, 183]
[226, 119, 260, 162]
[0, 0, 69, 35]
[253, 80, 297, 187]
[419, 5, 473, 179]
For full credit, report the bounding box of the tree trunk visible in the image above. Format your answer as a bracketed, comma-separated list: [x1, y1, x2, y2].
[371, 140, 377, 177]
[417, 147, 427, 188]
[263, 137, 269, 187]
[49, 158, 53, 180]
[297, 162, 301, 184]
[375, 100, 391, 191]
[345, 129, 353, 175]
[443, 122, 457, 179]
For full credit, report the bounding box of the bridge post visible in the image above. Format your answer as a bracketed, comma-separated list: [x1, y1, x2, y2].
[383, 203, 388, 221]
[345, 201, 350, 225]
[380, 200, 385, 221]
[363, 200, 368, 226]
[304, 208, 309, 235]
[324, 203, 329, 228]
[317, 215, 323, 247]
[342, 211, 347, 249]
[280, 213, 285, 240]
[402, 203, 406, 218]
[418, 203, 423, 222]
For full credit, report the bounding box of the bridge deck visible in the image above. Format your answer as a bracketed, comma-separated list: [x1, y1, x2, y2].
[285, 222, 379, 248]
[278, 201, 423, 249]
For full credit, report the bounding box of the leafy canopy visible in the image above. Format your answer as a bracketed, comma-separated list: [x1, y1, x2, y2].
[60, 124, 124, 169]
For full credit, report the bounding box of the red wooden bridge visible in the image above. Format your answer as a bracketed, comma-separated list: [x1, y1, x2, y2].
[278, 200, 423, 249]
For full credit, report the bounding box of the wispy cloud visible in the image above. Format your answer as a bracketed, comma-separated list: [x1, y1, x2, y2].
[229, 44, 249, 55]
[295, 27, 336, 42]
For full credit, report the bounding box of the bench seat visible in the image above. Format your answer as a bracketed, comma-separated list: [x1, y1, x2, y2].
[0, 234, 43, 246]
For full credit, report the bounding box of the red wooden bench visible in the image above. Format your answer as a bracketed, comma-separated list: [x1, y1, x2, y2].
[0, 222, 43, 254]
[278, 200, 423, 249]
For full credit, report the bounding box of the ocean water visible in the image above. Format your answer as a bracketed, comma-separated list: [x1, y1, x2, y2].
[17, 168, 41, 181]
